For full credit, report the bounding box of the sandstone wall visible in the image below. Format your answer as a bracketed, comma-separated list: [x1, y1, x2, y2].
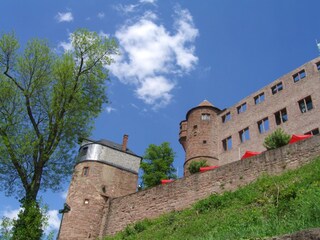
[217, 57, 320, 164]
[102, 135, 320, 236]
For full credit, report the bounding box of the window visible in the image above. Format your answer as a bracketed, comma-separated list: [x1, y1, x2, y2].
[237, 103, 247, 114]
[79, 146, 88, 157]
[201, 113, 210, 121]
[82, 167, 89, 176]
[316, 62, 320, 71]
[222, 136, 232, 151]
[239, 127, 250, 143]
[275, 108, 288, 125]
[271, 82, 283, 95]
[298, 96, 313, 113]
[293, 70, 306, 82]
[254, 93, 265, 105]
[222, 112, 231, 123]
[258, 118, 269, 134]
[305, 128, 319, 135]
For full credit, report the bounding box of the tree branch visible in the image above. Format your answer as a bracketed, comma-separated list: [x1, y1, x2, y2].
[0, 128, 29, 191]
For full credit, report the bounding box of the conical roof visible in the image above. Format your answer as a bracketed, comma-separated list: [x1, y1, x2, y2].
[185, 99, 221, 120]
[198, 100, 214, 107]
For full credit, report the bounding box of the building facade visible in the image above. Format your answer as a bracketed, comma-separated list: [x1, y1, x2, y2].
[58, 135, 141, 239]
[180, 57, 320, 175]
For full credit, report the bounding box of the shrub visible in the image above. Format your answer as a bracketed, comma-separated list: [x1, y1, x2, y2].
[188, 160, 209, 174]
[263, 129, 290, 150]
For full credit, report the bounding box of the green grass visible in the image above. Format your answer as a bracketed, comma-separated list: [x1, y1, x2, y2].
[104, 157, 320, 240]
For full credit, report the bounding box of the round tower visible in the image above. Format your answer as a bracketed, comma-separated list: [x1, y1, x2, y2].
[179, 100, 221, 176]
[59, 135, 141, 239]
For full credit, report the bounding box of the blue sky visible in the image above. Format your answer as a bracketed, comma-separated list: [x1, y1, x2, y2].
[1, 0, 320, 236]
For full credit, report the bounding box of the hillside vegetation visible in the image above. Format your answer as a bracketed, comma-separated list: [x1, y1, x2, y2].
[104, 157, 320, 240]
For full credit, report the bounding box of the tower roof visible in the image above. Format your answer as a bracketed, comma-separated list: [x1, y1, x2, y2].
[185, 100, 221, 120]
[198, 100, 214, 107]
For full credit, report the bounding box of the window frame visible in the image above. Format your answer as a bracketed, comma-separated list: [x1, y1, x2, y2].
[316, 62, 320, 71]
[82, 167, 89, 177]
[271, 82, 283, 95]
[222, 112, 231, 123]
[79, 146, 88, 157]
[201, 113, 211, 121]
[258, 117, 270, 134]
[254, 92, 265, 105]
[237, 103, 247, 114]
[293, 69, 306, 83]
[222, 136, 232, 151]
[305, 128, 319, 135]
[274, 108, 288, 125]
[239, 127, 250, 143]
[298, 96, 313, 113]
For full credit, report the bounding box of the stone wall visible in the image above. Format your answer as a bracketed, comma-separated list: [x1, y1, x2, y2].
[59, 161, 138, 239]
[268, 228, 320, 240]
[101, 135, 320, 236]
[216, 56, 320, 164]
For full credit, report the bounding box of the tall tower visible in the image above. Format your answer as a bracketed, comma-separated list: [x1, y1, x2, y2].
[59, 135, 141, 239]
[179, 100, 221, 176]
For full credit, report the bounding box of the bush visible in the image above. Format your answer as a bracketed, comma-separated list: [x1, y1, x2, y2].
[263, 129, 290, 150]
[188, 160, 209, 174]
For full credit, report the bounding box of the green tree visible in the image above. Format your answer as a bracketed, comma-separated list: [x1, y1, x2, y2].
[263, 128, 291, 150]
[11, 199, 46, 240]
[188, 160, 208, 174]
[0, 200, 53, 240]
[0, 29, 118, 227]
[140, 142, 177, 188]
[0, 216, 13, 240]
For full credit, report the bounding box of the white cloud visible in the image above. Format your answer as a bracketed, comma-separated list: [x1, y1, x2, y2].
[114, 4, 139, 14]
[1, 208, 60, 236]
[97, 12, 105, 19]
[99, 30, 109, 38]
[58, 41, 73, 52]
[57, 30, 110, 53]
[135, 76, 175, 107]
[3, 208, 21, 220]
[110, 7, 198, 109]
[55, 12, 74, 22]
[45, 210, 60, 235]
[139, 0, 157, 4]
[131, 103, 139, 109]
[106, 106, 116, 113]
[60, 190, 68, 199]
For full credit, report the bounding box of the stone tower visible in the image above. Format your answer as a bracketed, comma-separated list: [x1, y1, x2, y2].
[179, 100, 221, 176]
[58, 135, 141, 240]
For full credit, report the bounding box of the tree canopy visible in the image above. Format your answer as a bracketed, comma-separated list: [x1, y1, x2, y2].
[140, 142, 177, 188]
[0, 29, 118, 202]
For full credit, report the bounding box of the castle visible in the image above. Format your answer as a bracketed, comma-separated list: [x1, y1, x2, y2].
[180, 56, 320, 175]
[58, 57, 320, 239]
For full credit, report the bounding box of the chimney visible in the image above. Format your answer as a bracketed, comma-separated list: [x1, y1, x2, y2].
[122, 134, 128, 152]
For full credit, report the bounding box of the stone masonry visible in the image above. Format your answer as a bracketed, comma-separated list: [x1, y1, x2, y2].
[58, 136, 142, 239]
[102, 135, 320, 236]
[59, 57, 320, 239]
[180, 57, 320, 175]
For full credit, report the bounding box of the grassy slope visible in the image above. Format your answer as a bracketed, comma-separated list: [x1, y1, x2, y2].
[104, 157, 320, 240]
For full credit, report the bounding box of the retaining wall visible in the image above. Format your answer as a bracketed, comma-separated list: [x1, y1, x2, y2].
[101, 135, 320, 236]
